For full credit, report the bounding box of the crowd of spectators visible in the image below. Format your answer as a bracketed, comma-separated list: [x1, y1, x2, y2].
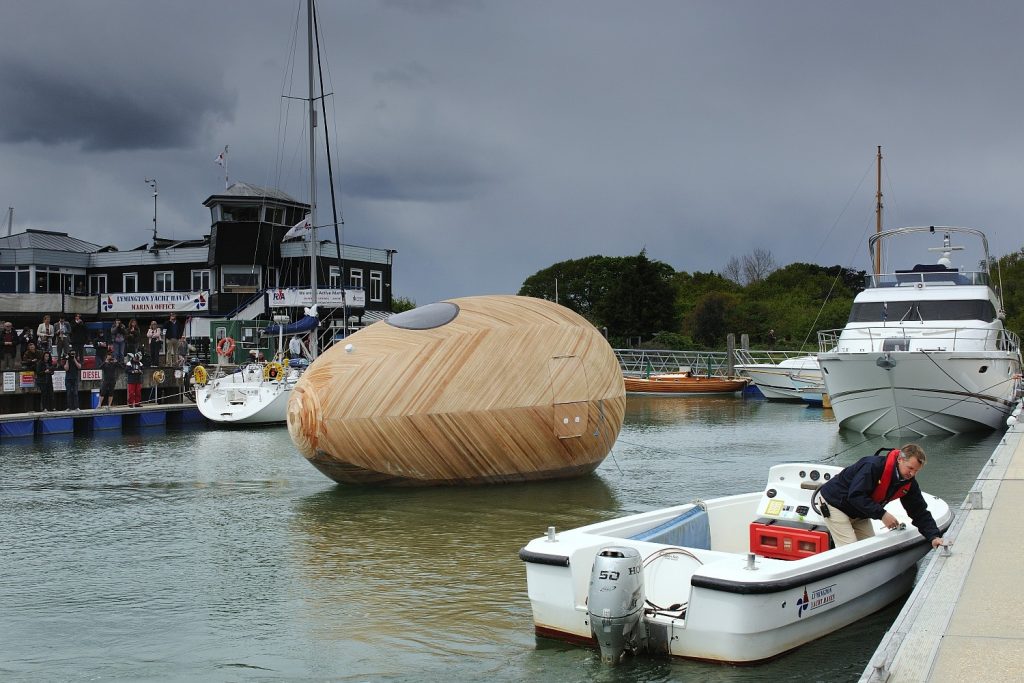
[0, 313, 191, 373]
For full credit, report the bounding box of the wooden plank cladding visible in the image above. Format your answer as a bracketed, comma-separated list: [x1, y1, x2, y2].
[287, 295, 625, 486]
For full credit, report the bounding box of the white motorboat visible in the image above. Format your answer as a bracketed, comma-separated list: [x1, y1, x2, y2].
[519, 462, 951, 664]
[818, 226, 1023, 436]
[734, 354, 821, 401]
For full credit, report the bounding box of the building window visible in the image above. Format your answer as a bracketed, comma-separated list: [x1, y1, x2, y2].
[34, 266, 62, 293]
[89, 275, 107, 294]
[264, 206, 284, 225]
[70, 274, 86, 294]
[222, 265, 261, 292]
[0, 266, 29, 292]
[191, 269, 211, 292]
[349, 268, 363, 290]
[370, 271, 382, 302]
[155, 271, 174, 292]
[124, 273, 138, 293]
[329, 265, 342, 288]
[222, 205, 259, 222]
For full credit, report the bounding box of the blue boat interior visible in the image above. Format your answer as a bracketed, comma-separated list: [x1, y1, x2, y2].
[629, 506, 711, 550]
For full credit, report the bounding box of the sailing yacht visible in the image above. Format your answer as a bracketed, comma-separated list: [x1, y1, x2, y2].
[818, 226, 1023, 436]
[196, 0, 328, 425]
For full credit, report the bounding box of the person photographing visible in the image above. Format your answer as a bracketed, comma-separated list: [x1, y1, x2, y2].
[818, 444, 945, 549]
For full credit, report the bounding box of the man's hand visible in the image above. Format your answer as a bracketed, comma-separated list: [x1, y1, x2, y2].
[931, 537, 945, 549]
[881, 511, 900, 529]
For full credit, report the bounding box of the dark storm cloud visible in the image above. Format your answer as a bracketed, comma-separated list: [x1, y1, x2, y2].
[4, 0, 1024, 308]
[380, 0, 483, 15]
[343, 132, 501, 202]
[0, 61, 235, 151]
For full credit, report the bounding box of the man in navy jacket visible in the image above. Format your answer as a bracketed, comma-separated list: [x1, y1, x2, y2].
[819, 444, 945, 548]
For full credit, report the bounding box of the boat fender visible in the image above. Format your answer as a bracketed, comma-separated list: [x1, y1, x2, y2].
[216, 337, 236, 357]
[587, 546, 646, 665]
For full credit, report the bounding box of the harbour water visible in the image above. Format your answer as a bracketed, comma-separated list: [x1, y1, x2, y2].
[1, 396, 1003, 682]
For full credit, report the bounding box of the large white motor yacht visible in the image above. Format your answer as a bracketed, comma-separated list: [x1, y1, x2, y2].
[818, 226, 1022, 436]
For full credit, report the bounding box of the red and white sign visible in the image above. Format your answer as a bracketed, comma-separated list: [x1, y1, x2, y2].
[268, 287, 366, 308]
[81, 369, 102, 381]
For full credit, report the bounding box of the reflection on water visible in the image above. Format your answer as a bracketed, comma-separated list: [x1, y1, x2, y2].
[289, 477, 621, 678]
[0, 394, 1004, 682]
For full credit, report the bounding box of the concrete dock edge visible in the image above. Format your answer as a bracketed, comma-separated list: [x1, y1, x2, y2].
[860, 420, 1024, 682]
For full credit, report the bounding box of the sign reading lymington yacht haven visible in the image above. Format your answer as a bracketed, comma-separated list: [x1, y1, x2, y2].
[101, 292, 209, 314]
[268, 288, 366, 308]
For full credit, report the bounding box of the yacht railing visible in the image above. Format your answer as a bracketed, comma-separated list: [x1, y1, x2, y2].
[817, 326, 1020, 355]
[864, 270, 990, 289]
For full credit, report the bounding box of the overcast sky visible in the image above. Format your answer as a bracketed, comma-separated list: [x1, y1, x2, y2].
[3, 1, 1023, 305]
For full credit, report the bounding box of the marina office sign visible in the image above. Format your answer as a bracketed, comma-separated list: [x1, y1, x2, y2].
[268, 288, 366, 308]
[101, 292, 210, 314]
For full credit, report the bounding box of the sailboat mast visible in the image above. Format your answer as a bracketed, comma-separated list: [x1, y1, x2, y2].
[307, 0, 318, 358]
[874, 145, 883, 276]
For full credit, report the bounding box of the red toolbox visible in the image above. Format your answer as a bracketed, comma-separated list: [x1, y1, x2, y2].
[749, 517, 830, 560]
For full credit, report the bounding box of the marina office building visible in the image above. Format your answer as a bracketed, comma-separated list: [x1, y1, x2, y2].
[0, 183, 397, 349]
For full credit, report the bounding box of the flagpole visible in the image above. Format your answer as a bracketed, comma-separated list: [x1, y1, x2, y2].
[222, 145, 229, 189]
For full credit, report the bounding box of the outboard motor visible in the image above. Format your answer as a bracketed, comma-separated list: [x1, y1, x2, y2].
[587, 546, 646, 665]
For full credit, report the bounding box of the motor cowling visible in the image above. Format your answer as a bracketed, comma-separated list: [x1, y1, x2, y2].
[587, 546, 645, 665]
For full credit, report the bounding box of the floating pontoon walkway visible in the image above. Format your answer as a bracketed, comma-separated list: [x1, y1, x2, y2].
[0, 402, 205, 439]
[861, 416, 1024, 682]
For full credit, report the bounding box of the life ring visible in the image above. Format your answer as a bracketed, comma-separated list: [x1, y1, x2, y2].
[192, 365, 208, 385]
[216, 337, 235, 357]
[264, 361, 284, 381]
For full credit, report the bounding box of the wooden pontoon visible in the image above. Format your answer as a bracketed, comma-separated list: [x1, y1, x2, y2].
[624, 372, 749, 395]
[287, 295, 626, 486]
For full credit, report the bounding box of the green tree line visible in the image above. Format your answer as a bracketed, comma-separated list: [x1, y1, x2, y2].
[516, 248, 1024, 350]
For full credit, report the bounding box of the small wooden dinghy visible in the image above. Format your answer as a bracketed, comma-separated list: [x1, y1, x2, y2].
[624, 372, 749, 395]
[287, 295, 625, 486]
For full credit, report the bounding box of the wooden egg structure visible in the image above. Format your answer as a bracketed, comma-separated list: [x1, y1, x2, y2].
[287, 295, 625, 485]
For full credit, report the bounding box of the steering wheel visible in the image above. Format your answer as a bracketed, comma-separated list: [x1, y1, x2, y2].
[810, 487, 825, 517]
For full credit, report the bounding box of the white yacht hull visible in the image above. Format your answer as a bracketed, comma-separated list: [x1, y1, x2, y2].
[819, 350, 1021, 436]
[196, 366, 296, 424]
[735, 357, 821, 402]
[733, 365, 802, 400]
[519, 463, 951, 664]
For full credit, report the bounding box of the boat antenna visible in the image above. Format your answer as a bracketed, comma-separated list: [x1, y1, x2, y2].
[4, 207, 12, 236]
[306, 0, 318, 358]
[874, 145, 883, 276]
[313, 1, 348, 339]
[144, 177, 158, 245]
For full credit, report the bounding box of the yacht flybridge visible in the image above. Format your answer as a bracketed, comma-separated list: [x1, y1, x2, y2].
[818, 226, 1022, 436]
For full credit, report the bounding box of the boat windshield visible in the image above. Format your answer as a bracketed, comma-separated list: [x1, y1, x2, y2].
[848, 299, 997, 323]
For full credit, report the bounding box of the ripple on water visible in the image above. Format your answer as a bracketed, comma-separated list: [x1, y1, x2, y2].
[0, 399, 1005, 681]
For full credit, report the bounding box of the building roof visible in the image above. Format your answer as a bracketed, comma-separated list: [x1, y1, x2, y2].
[202, 182, 305, 207]
[0, 229, 104, 253]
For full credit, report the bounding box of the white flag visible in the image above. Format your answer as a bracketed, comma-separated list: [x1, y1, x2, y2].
[283, 214, 312, 240]
[214, 151, 225, 166]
